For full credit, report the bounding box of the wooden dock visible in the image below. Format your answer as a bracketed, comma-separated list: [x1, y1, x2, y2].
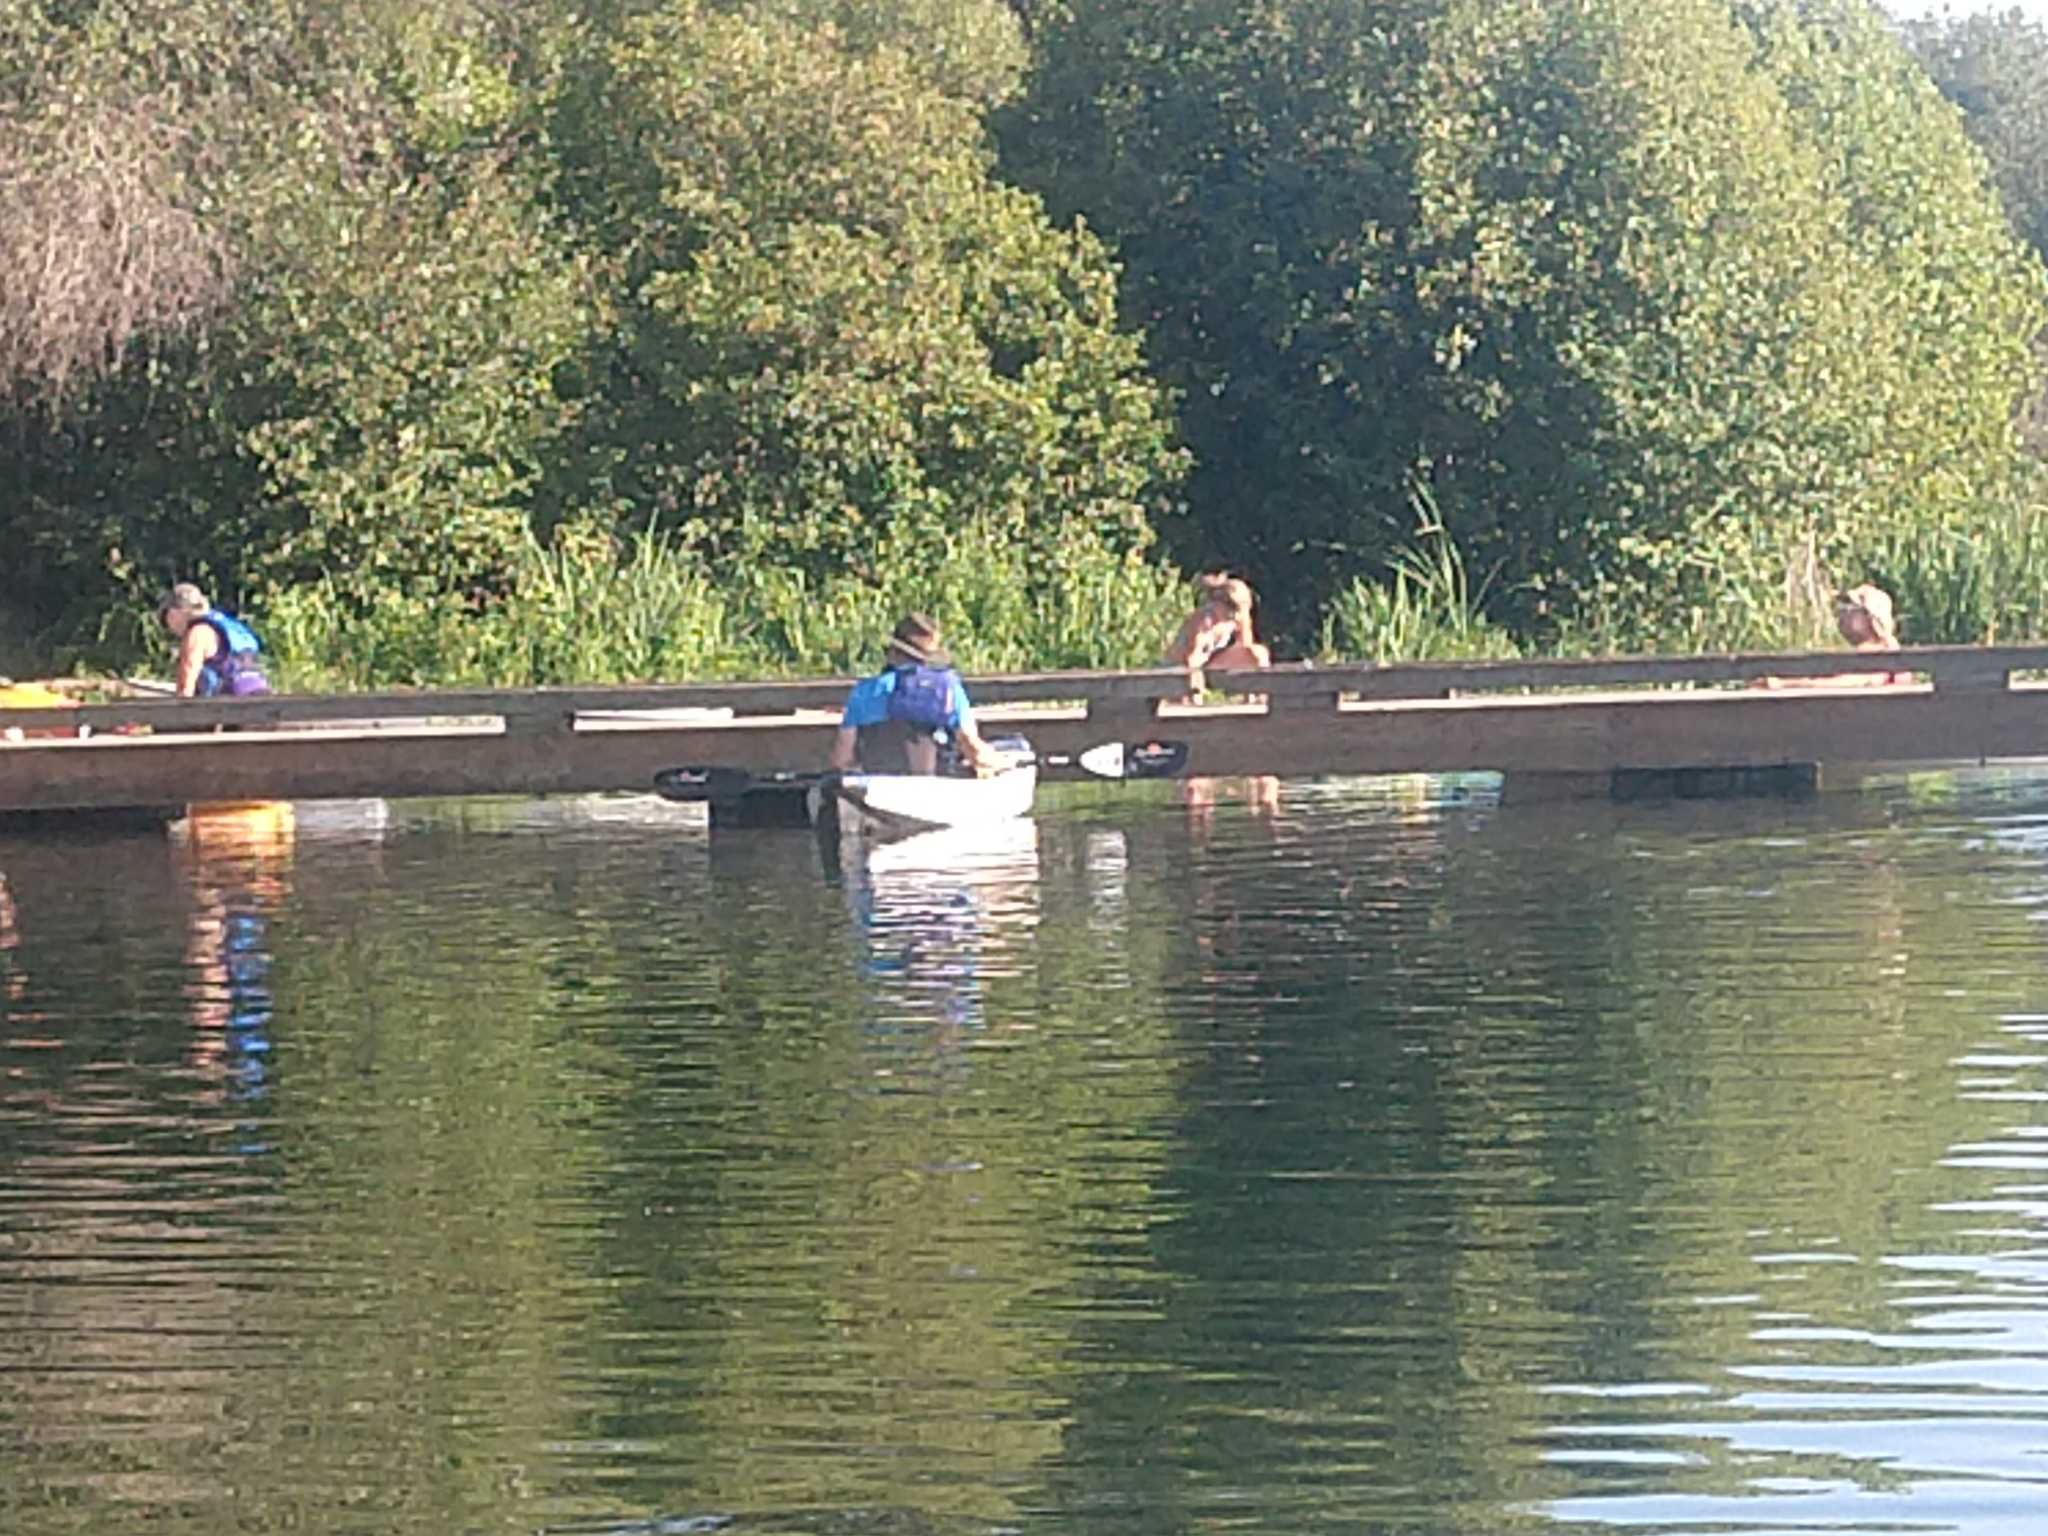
[1, 645, 2045, 814]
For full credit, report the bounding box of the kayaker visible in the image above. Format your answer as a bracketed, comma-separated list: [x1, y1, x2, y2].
[158, 582, 272, 698]
[828, 614, 1007, 775]
[1164, 572, 1273, 680]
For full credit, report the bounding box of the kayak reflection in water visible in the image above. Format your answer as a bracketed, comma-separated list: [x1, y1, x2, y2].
[828, 613, 1010, 776]
[840, 820, 1042, 1060]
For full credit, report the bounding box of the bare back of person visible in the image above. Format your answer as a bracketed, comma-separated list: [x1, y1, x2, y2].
[1166, 574, 1273, 679]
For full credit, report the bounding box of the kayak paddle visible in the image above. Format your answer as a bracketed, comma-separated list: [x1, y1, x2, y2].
[650, 739, 1188, 802]
[1062, 739, 1190, 780]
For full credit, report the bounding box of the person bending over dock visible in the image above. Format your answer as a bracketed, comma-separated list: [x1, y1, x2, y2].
[829, 614, 1006, 775]
[158, 583, 271, 698]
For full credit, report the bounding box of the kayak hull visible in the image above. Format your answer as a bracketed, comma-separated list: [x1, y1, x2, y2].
[809, 762, 1038, 839]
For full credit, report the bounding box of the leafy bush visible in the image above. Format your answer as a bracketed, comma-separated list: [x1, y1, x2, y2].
[0, 0, 1189, 682]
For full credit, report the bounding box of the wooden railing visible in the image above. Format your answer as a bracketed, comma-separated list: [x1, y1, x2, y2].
[0, 643, 2036, 736]
[0, 645, 2041, 813]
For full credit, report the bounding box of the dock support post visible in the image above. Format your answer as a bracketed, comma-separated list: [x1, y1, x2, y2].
[1504, 763, 1823, 805]
[1499, 771, 1613, 806]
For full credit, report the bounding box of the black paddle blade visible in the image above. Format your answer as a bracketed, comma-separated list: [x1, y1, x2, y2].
[1125, 739, 1190, 779]
[652, 765, 752, 802]
[1074, 739, 1191, 779]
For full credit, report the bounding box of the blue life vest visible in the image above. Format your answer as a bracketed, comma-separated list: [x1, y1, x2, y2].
[197, 610, 271, 698]
[884, 664, 958, 732]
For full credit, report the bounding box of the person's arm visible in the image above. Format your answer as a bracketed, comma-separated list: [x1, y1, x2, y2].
[1178, 616, 1242, 679]
[831, 676, 889, 769]
[947, 678, 1008, 774]
[953, 719, 1008, 774]
[175, 623, 219, 697]
[1163, 609, 1209, 667]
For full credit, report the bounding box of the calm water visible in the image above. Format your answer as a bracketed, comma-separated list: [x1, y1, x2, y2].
[5, 771, 2048, 1535]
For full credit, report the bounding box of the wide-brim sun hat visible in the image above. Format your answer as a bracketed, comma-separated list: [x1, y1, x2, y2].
[1837, 583, 1897, 646]
[885, 614, 950, 668]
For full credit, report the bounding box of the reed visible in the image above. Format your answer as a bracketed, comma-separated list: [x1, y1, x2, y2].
[264, 517, 1188, 689]
[1864, 473, 2048, 644]
[263, 527, 741, 691]
[145, 475, 2048, 690]
[725, 520, 1184, 673]
[1319, 490, 1521, 662]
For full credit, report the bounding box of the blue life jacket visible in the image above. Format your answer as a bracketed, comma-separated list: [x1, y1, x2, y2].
[197, 610, 271, 698]
[884, 664, 958, 732]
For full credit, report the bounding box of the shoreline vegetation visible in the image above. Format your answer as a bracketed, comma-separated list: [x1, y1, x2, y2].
[3, 1, 2046, 693]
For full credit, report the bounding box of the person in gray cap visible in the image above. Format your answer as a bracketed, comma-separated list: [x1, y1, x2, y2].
[158, 582, 271, 698]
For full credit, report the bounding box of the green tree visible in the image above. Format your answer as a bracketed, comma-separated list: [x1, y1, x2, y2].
[538, 0, 1184, 658]
[735, 0, 1030, 104]
[0, 0, 597, 639]
[1902, 5, 2048, 453]
[1001, 0, 2047, 645]
[1904, 5, 2048, 262]
[0, 0, 1186, 678]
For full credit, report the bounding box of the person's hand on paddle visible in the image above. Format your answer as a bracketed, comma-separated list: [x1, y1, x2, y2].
[956, 724, 1011, 777]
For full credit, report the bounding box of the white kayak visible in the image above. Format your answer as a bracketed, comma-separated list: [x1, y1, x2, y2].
[808, 758, 1038, 839]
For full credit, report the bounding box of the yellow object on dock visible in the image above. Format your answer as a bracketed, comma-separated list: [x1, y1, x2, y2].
[0, 681, 81, 740]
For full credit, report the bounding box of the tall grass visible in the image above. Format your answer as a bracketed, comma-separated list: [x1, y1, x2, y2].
[1864, 473, 2048, 644]
[264, 516, 1189, 690]
[1319, 489, 1522, 662]
[1317, 475, 2048, 665]
[140, 473, 2048, 692]
[730, 514, 1188, 674]
[264, 527, 741, 691]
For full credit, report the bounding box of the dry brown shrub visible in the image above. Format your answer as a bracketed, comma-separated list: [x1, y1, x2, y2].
[0, 95, 235, 408]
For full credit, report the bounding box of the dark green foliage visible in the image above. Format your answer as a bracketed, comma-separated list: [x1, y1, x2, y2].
[1905, 6, 2048, 263]
[1001, 0, 2048, 647]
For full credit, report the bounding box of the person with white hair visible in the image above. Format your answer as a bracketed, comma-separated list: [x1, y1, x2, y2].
[1759, 582, 1910, 689]
[157, 582, 271, 698]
